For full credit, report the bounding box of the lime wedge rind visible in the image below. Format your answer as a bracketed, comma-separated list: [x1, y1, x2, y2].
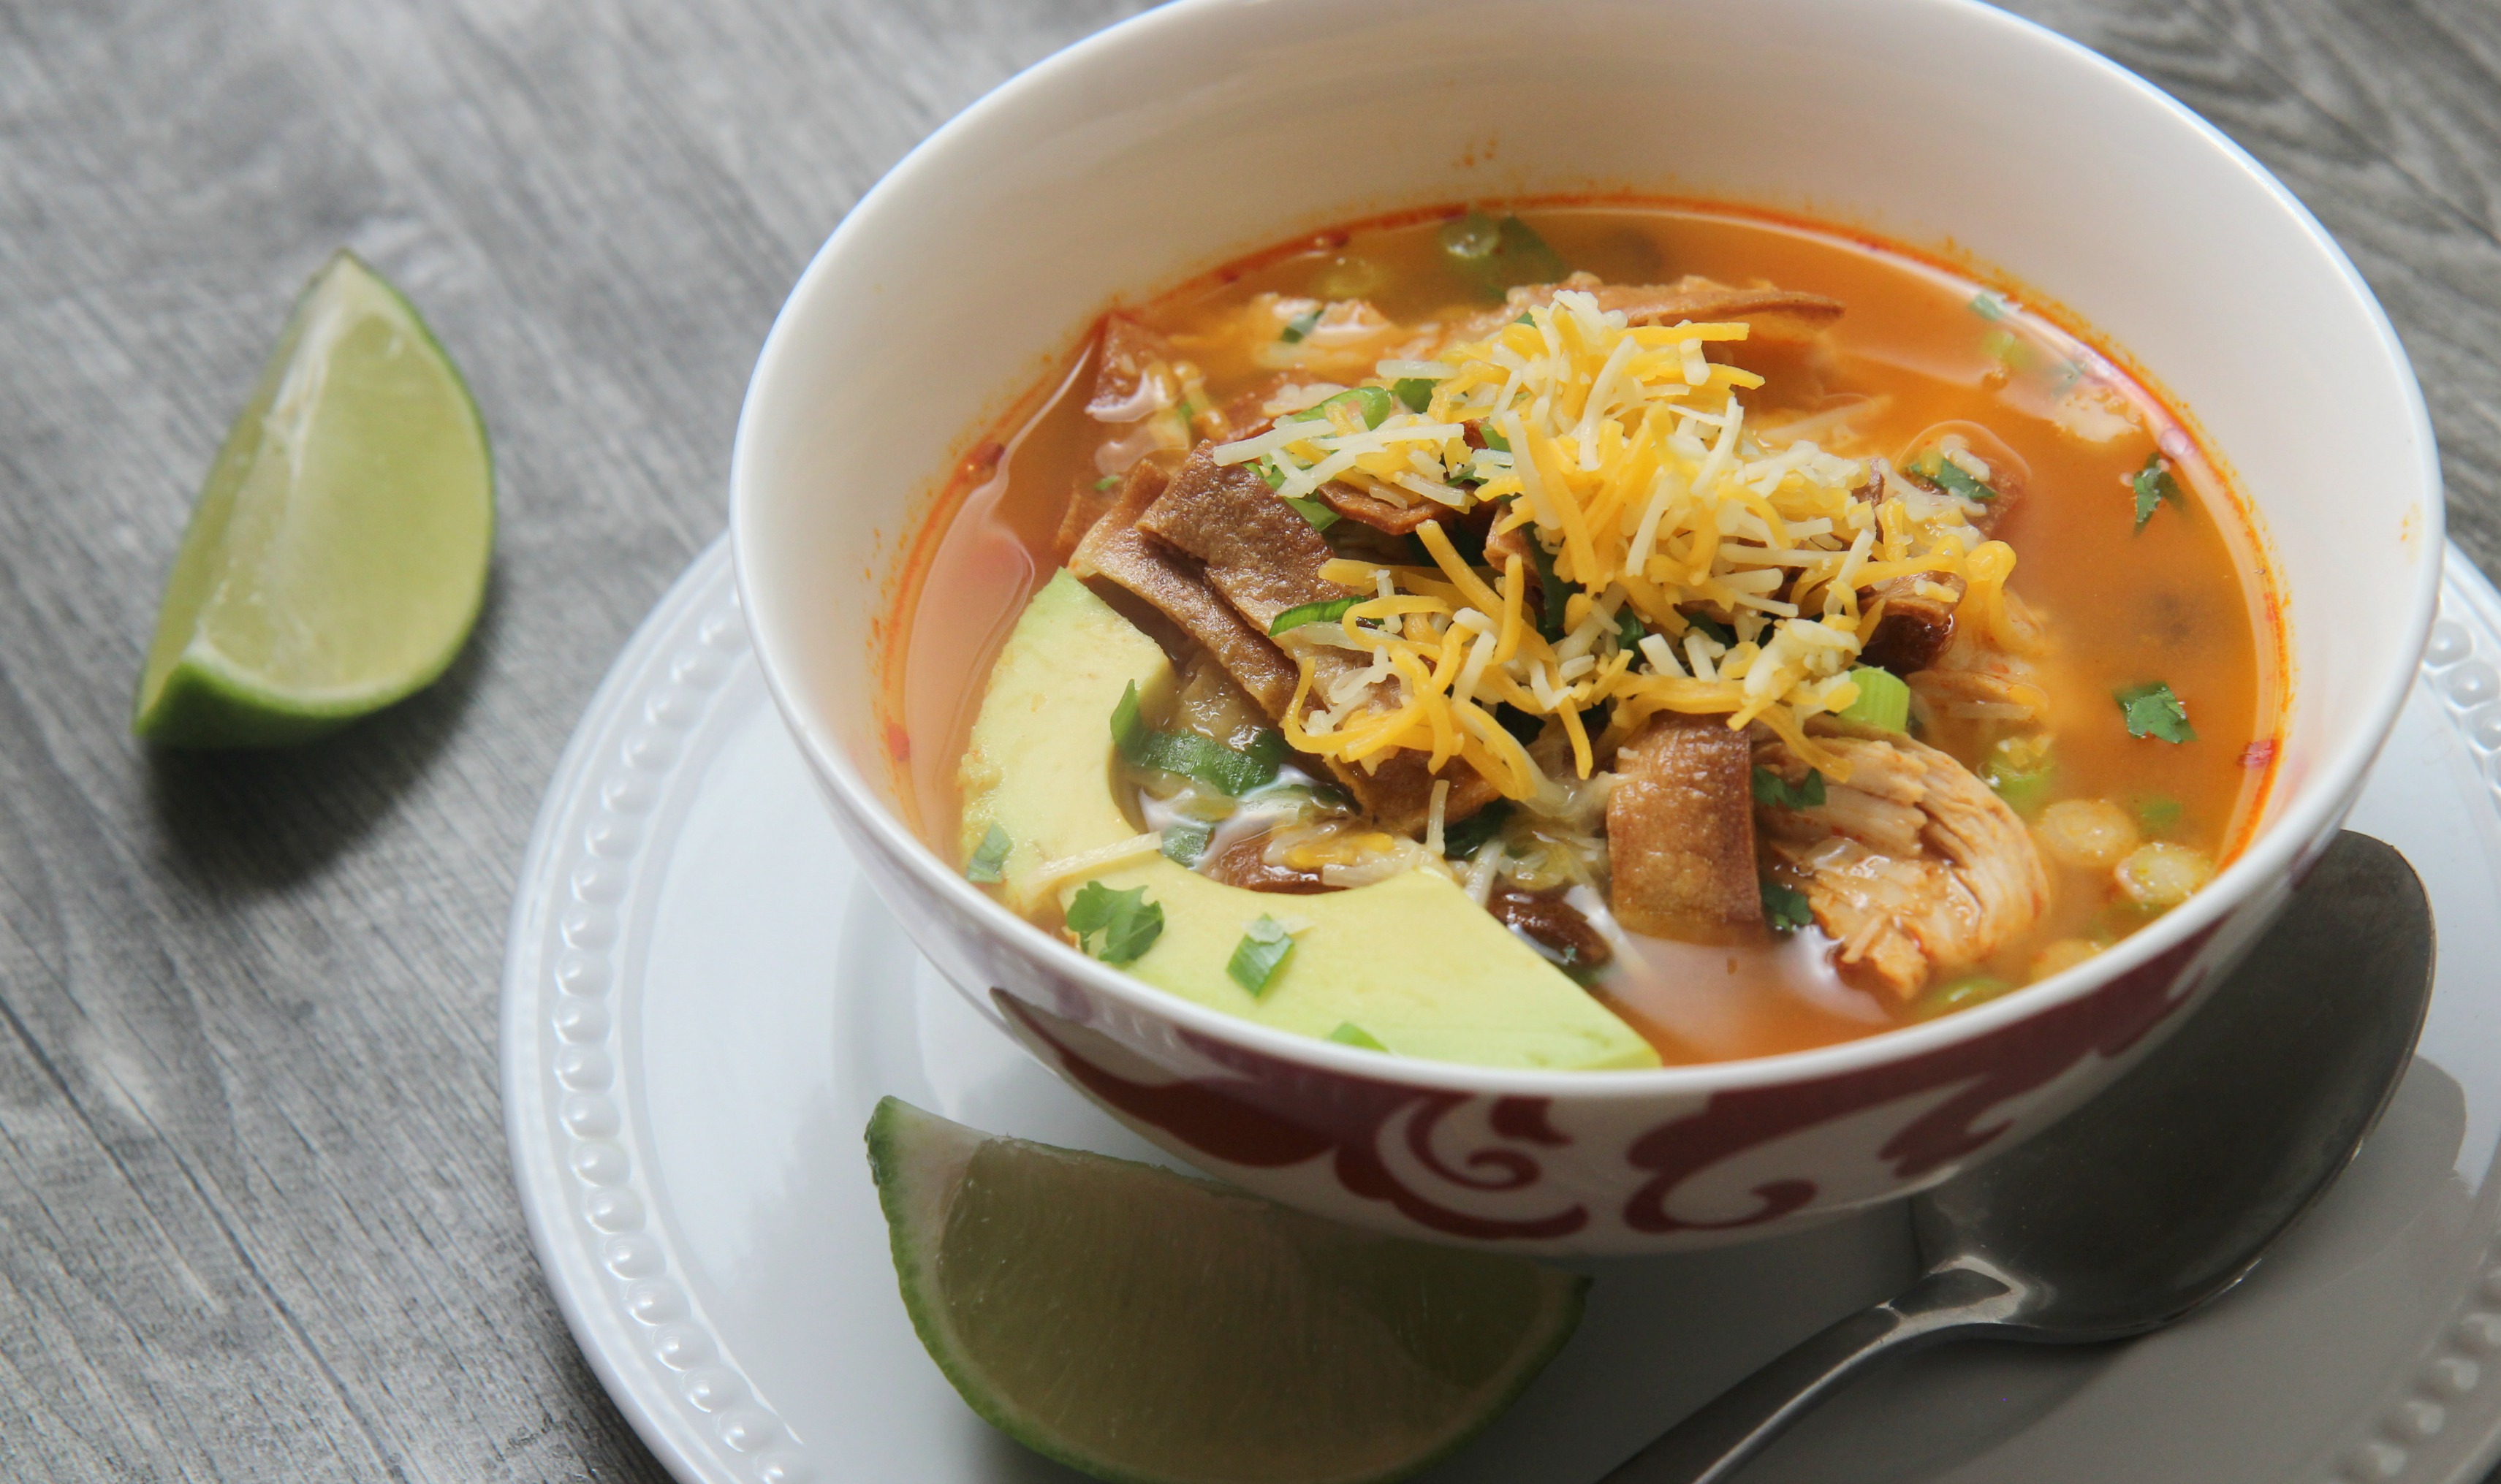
[134, 249, 493, 747]
[866, 1097, 1586, 1484]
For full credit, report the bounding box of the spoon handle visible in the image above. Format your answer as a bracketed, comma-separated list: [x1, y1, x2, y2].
[1598, 1263, 2014, 1483]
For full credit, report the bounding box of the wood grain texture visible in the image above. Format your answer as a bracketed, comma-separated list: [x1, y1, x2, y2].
[0, 1, 2492, 1480]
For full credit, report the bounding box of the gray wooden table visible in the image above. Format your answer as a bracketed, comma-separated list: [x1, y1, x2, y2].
[1, 0, 2494, 1478]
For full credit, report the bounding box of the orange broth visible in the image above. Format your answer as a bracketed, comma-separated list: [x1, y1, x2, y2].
[879, 201, 2284, 1064]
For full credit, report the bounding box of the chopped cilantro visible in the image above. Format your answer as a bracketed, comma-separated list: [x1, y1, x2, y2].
[2132, 452, 2184, 533]
[2136, 796, 2185, 832]
[1327, 1021, 1388, 1051]
[1226, 916, 1297, 997]
[1440, 799, 1514, 861]
[1066, 881, 1164, 965]
[1682, 609, 1737, 647]
[1161, 819, 1213, 868]
[1270, 595, 1364, 635]
[1916, 455, 1996, 503]
[2114, 681, 2196, 744]
[1391, 378, 1435, 414]
[1761, 879, 1814, 934]
[1282, 495, 1340, 530]
[1752, 766, 1826, 811]
[1614, 606, 1647, 651]
[1279, 306, 1322, 343]
[965, 823, 1012, 883]
[1525, 537, 1570, 641]
[1112, 681, 1288, 794]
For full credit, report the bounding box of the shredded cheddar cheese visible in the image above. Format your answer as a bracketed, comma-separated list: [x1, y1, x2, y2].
[1211, 288, 2011, 791]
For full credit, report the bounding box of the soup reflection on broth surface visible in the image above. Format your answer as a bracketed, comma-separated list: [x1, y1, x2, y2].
[886, 202, 2282, 1070]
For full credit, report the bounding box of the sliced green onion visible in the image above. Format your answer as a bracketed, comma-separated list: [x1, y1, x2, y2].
[1270, 596, 1364, 635]
[1281, 495, 1340, 530]
[1438, 210, 1503, 262]
[1279, 307, 1321, 343]
[965, 823, 1011, 883]
[1112, 681, 1287, 796]
[1836, 666, 1910, 733]
[1476, 422, 1511, 453]
[1161, 819, 1214, 868]
[1913, 974, 2014, 1021]
[1291, 385, 1395, 431]
[1226, 916, 1297, 997]
[1982, 735, 2054, 817]
[1327, 1021, 1388, 1051]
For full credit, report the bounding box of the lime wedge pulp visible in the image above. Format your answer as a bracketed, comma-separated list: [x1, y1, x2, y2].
[865, 1097, 1586, 1484]
[134, 250, 492, 747]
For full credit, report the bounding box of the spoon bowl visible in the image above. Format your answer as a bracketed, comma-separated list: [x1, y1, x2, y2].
[1606, 830, 2435, 1482]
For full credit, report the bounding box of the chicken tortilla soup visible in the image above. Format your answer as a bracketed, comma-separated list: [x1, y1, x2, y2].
[884, 202, 2282, 1072]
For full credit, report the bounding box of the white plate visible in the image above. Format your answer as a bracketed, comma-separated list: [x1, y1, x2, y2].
[504, 539, 2501, 1484]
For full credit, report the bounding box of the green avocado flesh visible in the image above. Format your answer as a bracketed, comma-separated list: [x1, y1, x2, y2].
[956, 571, 1658, 1071]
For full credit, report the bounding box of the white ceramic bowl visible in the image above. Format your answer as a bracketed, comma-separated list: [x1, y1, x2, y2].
[730, 0, 2440, 1253]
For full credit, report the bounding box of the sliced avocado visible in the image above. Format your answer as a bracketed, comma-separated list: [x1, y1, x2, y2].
[958, 571, 1660, 1072]
[957, 568, 1174, 917]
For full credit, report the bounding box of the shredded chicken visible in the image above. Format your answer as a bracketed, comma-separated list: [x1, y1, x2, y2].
[1756, 734, 2049, 996]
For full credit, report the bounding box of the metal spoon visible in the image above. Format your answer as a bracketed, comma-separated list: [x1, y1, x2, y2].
[1603, 829, 2436, 1484]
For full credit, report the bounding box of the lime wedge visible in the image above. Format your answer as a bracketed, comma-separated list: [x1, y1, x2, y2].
[134, 251, 492, 746]
[866, 1097, 1585, 1484]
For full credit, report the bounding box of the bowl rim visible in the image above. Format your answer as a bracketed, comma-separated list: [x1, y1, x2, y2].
[729, 0, 2444, 1102]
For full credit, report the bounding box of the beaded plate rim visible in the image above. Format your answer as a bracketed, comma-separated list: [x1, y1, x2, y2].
[503, 535, 2501, 1484]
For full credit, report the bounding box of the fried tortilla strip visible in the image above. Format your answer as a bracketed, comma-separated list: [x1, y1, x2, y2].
[1457, 272, 1843, 343]
[1089, 313, 1174, 421]
[1070, 462, 1299, 717]
[1606, 713, 1763, 943]
[1139, 446, 1496, 833]
[1052, 475, 1120, 565]
[1590, 275, 1844, 340]
[1316, 482, 1438, 535]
